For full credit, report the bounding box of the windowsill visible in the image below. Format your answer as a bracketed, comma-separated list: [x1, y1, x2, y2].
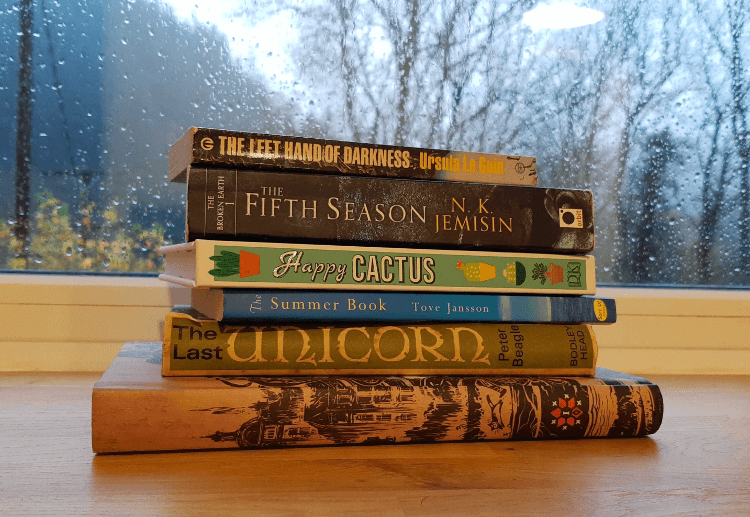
[1, 273, 748, 374]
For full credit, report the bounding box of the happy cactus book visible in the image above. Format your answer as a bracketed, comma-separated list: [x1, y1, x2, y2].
[159, 240, 596, 294]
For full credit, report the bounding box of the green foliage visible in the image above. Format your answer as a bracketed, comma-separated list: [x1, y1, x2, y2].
[209, 251, 240, 277]
[0, 192, 167, 273]
[532, 263, 549, 284]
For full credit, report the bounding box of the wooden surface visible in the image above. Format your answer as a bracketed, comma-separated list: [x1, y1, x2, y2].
[1, 374, 748, 516]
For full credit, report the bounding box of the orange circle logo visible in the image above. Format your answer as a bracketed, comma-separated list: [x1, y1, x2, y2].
[201, 137, 214, 151]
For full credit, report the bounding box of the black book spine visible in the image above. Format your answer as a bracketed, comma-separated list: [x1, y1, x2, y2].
[170, 127, 537, 185]
[186, 168, 595, 254]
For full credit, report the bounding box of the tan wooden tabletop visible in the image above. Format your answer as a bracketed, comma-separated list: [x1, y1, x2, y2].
[1, 373, 748, 516]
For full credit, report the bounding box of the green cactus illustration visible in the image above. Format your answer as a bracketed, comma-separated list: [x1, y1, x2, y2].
[502, 261, 527, 285]
[209, 250, 240, 277]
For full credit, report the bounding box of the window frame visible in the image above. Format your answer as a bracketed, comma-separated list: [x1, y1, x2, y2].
[1, 273, 748, 374]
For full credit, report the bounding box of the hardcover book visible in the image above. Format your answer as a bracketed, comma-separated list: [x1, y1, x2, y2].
[159, 240, 597, 294]
[185, 168, 595, 254]
[162, 307, 598, 376]
[191, 288, 616, 324]
[169, 126, 537, 185]
[92, 341, 662, 454]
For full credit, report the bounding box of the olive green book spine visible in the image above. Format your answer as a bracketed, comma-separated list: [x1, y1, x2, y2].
[169, 126, 537, 185]
[158, 240, 596, 294]
[161, 308, 597, 376]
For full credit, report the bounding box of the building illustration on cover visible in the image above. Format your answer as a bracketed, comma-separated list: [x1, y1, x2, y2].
[197, 375, 662, 449]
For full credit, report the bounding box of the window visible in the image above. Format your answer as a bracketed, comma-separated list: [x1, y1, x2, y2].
[2, 0, 749, 287]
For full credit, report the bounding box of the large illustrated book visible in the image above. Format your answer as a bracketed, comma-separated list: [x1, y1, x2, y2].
[92, 342, 663, 454]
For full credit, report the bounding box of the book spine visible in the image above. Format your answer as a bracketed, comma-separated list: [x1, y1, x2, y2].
[162, 312, 598, 376]
[185, 168, 595, 253]
[177, 240, 595, 293]
[93, 371, 662, 454]
[196, 289, 616, 324]
[169, 127, 538, 185]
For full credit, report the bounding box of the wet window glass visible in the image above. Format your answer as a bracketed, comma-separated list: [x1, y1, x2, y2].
[2, 0, 749, 286]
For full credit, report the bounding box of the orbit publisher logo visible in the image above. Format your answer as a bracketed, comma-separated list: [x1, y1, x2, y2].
[559, 208, 583, 228]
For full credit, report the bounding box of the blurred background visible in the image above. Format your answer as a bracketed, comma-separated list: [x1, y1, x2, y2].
[1, 0, 749, 287]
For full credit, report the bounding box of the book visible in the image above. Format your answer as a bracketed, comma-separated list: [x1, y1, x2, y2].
[159, 240, 597, 294]
[92, 341, 662, 453]
[169, 126, 538, 185]
[185, 168, 595, 254]
[161, 307, 598, 376]
[191, 288, 617, 324]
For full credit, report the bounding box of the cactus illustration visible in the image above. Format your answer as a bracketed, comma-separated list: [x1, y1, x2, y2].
[531, 263, 563, 285]
[532, 263, 548, 284]
[457, 260, 496, 282]
[502, 262, 527, 285]
[209, 250, 260, 278]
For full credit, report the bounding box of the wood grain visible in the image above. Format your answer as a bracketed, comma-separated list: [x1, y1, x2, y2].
[1, 373, 748, 516]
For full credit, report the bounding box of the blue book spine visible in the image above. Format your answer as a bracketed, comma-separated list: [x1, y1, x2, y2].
[197, 289, 616, 323]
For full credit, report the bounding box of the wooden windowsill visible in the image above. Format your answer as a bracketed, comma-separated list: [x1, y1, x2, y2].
[1, 373, 747, 516]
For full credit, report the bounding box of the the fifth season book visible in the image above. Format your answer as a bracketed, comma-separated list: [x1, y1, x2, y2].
[185, 167, 595, 254]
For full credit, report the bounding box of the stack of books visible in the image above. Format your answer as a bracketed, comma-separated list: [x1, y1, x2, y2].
[91, 127, 663, 453]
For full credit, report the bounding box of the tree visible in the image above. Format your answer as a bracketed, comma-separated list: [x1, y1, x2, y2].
[690, 0, 750, 283]
[601, 1, 690, 282]
[14, 0, 34, 266]
[104, 0, 291, 245]
[245, 0, 537, 156]
[622, 130, 682, 283]
[694, 46, 732, 282]
[0, 192, 165, 272]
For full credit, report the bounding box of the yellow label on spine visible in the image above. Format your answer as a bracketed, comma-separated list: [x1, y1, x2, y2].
[593, 300, 608, 321]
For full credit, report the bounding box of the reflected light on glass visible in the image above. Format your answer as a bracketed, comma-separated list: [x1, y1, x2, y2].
[523, 2, 605, 31]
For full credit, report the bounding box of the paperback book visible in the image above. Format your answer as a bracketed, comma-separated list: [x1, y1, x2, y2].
[92, 341, 662, 454]
[159, 240, 597, 294]
[185, 168, 595, 254]
[191, 288, 616, 324]
[162, 307, 598, 376]
[169, 126, 537, 185]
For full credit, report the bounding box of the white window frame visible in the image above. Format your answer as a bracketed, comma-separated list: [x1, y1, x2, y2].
[1, 273, 748, 374]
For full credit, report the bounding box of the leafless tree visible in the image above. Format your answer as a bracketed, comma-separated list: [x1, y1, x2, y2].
[103, 0, 287, 241]
[247, 0, 536, 155]
[690, 0, 750, 281]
